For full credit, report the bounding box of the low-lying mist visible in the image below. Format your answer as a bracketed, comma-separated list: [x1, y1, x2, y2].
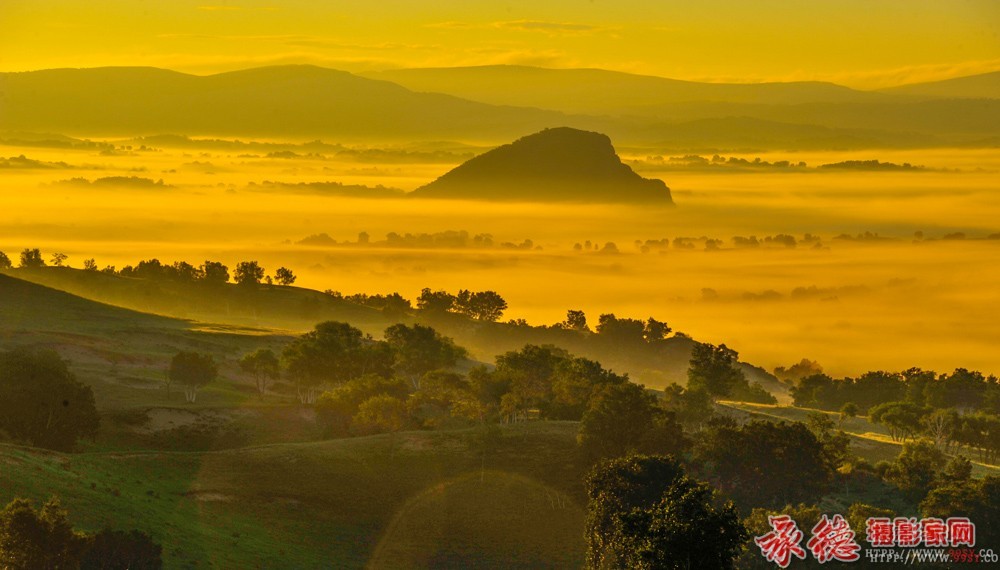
[2, 140, 998, 379]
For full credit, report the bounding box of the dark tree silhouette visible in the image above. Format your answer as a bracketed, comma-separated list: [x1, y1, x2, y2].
[585, 455, 746, 569]
[0, 497, 86, 569]
[687, 342, 746, 398]
[416, 288, 455, 313]
[200, 260, 230, 285]
[274, 266, 296, 286]
[563, 309, 589, 331]
[695, 420, 833, 509]
[234, 260, 265, 286]
[18, 248, 45, 268]
[0, 251, 12, 269]
[0, 348, 99, 451]
[81, 528, 163, 570]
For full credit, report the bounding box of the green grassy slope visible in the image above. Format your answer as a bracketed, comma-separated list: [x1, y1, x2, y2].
[0, 423, 587, 570]
[0, 271, 291, 411]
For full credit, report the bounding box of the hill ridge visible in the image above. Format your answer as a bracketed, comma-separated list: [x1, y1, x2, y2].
[411, 127, 673, 203]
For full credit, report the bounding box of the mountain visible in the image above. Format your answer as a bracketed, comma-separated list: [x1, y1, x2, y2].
[882, 71, 1000, 99]
[365, 66, 1000, 141]
[1, 65, 993, 149]
[364, 65, 884, 115]
[0, 65, 574, 140]
[410, 127, 672, 203]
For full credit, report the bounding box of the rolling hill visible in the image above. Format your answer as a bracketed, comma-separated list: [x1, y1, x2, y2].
[0, 423, 588, 569]
[0, 271, 185, 335]
[410, 127, 673, 203]
[882, 70, 1000, 99]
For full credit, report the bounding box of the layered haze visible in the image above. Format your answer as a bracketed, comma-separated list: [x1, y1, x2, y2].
[2, 132, 998, 379]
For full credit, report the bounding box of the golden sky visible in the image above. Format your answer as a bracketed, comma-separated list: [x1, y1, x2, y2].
[1, 0, 998, 88]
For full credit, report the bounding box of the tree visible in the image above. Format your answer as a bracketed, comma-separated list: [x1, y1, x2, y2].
[921, 476, 1000, 548]
[595, 313, 646, 344]
[921, 408, 957, 448]
[416, 288, 455, 313]
[884, 440, 946, 501]
[662, 383, 715, 429]
[585, 455, 747, 570]
[806, 411, 852, 471]
[352, 394, 409, 456]
[166, 261, 201, 281]
[233, 260, 264, 286]
[200, 260, 230, 285]
[83, 258, 98, 271]
[563, 309, 589, 331]
[466, 290, 507, 321]
[281, 321, 381, 403]
[550, 357, 627, 420]
[0, 348, 100, 451]
[578, 382, 658, 460]
[168, 351, 217, 403]
[694, 420, 833, 509]
[0, 497, 86, 569]
[839, 402, 858, 425]
[273, 267, 296, 286]
[0, 251, 11, 269]
[352, 394, 408, 435]
[0, 498, 162, 570]
[493, 344, 568, 420]
[239, 349, 280, 398]
[687, 342, 746, 399]
[50, 252, 68, 267]
[81, 528, 163, 570]
[315, 375, 409, 436]
[869, 401, 927, 442]
[643, 317, 671, 342]
[19, 248, 45, 268]
[383, 323, 465, 389]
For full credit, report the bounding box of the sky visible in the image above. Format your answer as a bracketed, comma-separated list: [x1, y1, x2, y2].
[1, 0, 998, 88]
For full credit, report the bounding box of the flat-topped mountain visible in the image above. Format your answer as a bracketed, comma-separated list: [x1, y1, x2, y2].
[410, 127, 673, 203]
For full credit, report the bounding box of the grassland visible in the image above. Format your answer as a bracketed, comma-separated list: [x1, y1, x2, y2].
[0, 423, 588, 569]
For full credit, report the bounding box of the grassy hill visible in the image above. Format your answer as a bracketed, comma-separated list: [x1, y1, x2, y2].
[0, 271, 291, 411]
[3, 267, 783, 393]
[0, 422, 587, 569]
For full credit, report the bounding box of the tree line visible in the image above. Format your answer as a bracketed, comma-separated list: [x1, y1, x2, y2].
[0, 249, 296, 287]
[0, 497, 161, 569]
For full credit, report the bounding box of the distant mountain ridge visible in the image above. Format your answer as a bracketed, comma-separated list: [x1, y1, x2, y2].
[1, 65, 996, 148]
[0, 65, 571, 139]
[411, 127, 672, 203]
[882, 71, 1000, 99]
[365, 65, 887, 113]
